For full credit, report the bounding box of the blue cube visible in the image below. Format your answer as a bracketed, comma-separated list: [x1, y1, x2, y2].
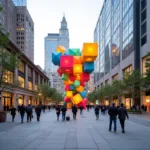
[70, 84, 75, 90]
[52, 52, 62, 66]
[83, 62, 94, 73]
[80, 90, 87, 98]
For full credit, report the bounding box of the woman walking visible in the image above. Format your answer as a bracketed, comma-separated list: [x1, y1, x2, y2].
[10, 105, 16, 122]
[56, 105, 60, 121]
[35, 105, 42, 121]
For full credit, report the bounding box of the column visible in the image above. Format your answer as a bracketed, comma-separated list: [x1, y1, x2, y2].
[24, 95, 28, 106]
[25, 64, 28, 89]
[38, 74, 40, 86]
[33, 70, 35, 91]
[13, 93, 18, 107]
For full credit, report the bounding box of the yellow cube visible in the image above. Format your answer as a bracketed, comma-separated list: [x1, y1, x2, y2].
[73, 64, 82, 75]
[76, 86, 84, 93]
[72, 94, 82, 105]
[56, 45, 66, 54]
[81, 43, 98, 62]
[66, 91, 73, 98]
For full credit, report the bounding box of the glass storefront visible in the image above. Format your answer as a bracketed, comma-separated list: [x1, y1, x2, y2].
[146, 96, 150, 111]
[18, 94, 24, 105]
[2, 92, 12, 107]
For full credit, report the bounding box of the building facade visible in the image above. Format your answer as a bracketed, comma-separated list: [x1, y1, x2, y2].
[44, 16, 69, 93]
[12, 0, 27, 6]
[0, 40, 50, 109]
[0, 0, 34, 62]
[94, 0, 149, 108]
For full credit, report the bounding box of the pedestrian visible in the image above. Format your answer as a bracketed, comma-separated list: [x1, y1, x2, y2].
[42, 105, 46, 113]
[48, 105, 51, 111]
[19, 104, 26, 123]
[6, 104, 9, 112]
[35, 105, 42, 121]
[56, 105, 61, 121]
[95, 105, 100, 120]
[87, 104, 90, 112]
[72, 105, 77, 120]
[108, 103, 118, 132]
[26, 104, 33, 122]
[10, 105, 16, 122]
[118, 103, 129, 133]
[61, 105, 67, 121]
[79, 105, 83, 115]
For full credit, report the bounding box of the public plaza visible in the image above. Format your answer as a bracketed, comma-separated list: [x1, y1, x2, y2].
[0, 109, 150, 150]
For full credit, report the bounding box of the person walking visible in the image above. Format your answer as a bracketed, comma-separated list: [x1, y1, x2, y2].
[61, 105, 67, 121]
[95, 105, 100, 120]
[26, 104, 33, 122]
[56, 105, 61, 121]
[118, 103, 129, 133]
[108, 103, 118, 132]
[35, 105, 42, 121]
[10, 105, 16, 122]
[79, 105, 83, 115]
[19, 104, 26, 123]
[72, 105, 77, 120]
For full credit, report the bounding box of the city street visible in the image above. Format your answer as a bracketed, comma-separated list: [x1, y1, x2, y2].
[0, 109, 150, 150]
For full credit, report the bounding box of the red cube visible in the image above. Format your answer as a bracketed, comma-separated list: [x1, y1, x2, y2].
[81, 73, 90, 82]
[57, 67, 63, 76]
[60, 56, 73, 73]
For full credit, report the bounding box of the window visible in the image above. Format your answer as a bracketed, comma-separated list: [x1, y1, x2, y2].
[28, 81, 33, 90]
[18, 76, 25, 88]
[141, 34, 147, 46]
[28, 67, 32, 78]
[19, 60, 25, 73]
[141, 21, 147, 36]
[141, 0, 147, 11]
[141, 9, 147, 23]
[123, 65, 132, 76]
[142, 57, 147, 76]
[112, 74, 118, 81]
[35, 84, 38, 91]
[3, 70, 14, 84]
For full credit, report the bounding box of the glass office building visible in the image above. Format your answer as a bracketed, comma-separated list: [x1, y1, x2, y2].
[13, 0, 27, 6]
[94, 0, 149, 106]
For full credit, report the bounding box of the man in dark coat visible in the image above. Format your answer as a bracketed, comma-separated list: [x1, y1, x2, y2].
[118, 103, 129, 133]
[108, 103, 118, 132]
[95, 105, 100, 120]
[61, 105, 67, 121]
[10, 105, 16, 122]
[26, 104, 33, 122]
[19, 104, 26, 123]
[35, 105, 42, 121]
[72, 105, 77, 120]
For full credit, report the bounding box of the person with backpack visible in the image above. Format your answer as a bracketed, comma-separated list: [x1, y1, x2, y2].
[95, 105, 100, 120]
[61, 105, 67, 121]
[10, 105, 16, 122]
[118, 103, 129, 133]
[19, 104, 26, 123]
[56, 105, 61, 121]
[35, 105, 42, 121]
[72, 105, 78, 120]
[26, 104, 33, 122]
[108, 103, 118, 132]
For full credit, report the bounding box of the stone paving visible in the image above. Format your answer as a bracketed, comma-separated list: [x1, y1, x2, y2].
[0, 109, 150, 150]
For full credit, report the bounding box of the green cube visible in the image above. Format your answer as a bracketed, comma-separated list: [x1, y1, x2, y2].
[61, 73, 69, 81]
[69, 48, 81, 56]
[73, 80, 80, 87]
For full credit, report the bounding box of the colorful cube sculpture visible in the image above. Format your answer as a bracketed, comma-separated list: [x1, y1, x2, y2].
[60, 56, 73, 72]
[69, 48, 81, 56]
[57, 67, 63, 76]
[81, 73, 90, 82]
[83, 62, 94, 73]
[61, 73, 69, 81]
[57, 46, 66, 54]
[70, 74, 76, 81]
[73, 80, 80, 87]
[82, 43, 98, 62]
[72, 94, 83, 105]
[66, 91, 73, 98]
[70, 84, 75, 90]
[73, 64, 83, 75]
[80, 90, 87, 98]
[52, 52, 62, 66]
[65, 85, 70, 91]
[64, 97, 71, 103]
[76, 86, 84, 93]
[73, 56, 82, 64]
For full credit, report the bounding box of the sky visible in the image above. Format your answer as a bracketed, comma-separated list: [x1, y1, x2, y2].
[27, 0, 104, 69]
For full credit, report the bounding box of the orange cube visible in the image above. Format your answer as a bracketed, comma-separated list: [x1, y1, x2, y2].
[56, 45, 66, 54]
[64, 79, 73, 85]
[73, 56, 82, 64]
[73, 64, 82, 75]
[75, 75, 81, 80]
[76, 86, 84, 93]
[66, 91, 73, 98]
[81, 43, 98, 62]
[72, 94, 83, 105]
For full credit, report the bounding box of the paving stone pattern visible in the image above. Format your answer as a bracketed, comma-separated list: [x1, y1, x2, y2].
[0, 109, 150, 150]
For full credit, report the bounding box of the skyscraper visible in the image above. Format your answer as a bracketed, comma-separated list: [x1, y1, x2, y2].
[13, 0, 27, 6]
[44, 16, 69, 93]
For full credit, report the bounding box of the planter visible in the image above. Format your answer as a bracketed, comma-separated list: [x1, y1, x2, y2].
[0, 111, 7, 122]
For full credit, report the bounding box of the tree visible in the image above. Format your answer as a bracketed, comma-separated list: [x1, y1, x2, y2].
[51, 91, 63, 104]
[87, 91, 98, 104]
[0, 5, 20, 110]
[97, 87, 104, 103]
[123, 69, 142, 106]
